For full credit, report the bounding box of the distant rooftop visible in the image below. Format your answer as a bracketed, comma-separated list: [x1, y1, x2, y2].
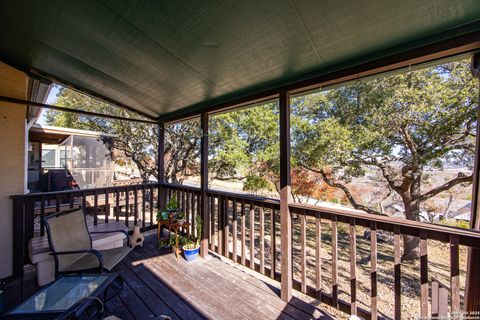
[29, 124, 117, 144]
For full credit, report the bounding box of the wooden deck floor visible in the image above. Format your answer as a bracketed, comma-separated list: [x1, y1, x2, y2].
[5, 234, 333, 319]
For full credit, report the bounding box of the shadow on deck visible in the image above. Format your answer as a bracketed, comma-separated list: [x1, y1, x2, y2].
[4, 234, 333, 319]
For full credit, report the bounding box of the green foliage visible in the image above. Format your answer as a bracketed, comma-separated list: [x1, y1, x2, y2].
[182, 235, 200, 250]
[165, 195, 179, 211]
[156, 193, 183, 221]
[292, 59, 477, 219]
[45, 86, 159, 181]
[209, 103, 279, 186]
[158, 234, 176, 248]
[243, 174, 273, 194]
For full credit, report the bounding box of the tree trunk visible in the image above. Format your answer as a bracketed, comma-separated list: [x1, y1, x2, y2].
[403, 201, 420, 260]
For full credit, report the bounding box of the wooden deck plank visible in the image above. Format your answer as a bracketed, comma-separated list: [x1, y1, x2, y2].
[114, 271, 154, 319]
[137, 236, 300, 320]
[123, 251, 204, 320]
[114, 261, 180, 320]
[137, 250, 247, 319]
[165, 254, 292, 320]
[205, 254, 329, 320]
[106, 293, 136, 320]
[6, 233, 333, 320]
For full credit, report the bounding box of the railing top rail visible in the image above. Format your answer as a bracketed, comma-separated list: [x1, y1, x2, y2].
[206, 188, 280, 206]
[11, 182, 480, 246]
[290, 202, 480, 248]
[158, 182, 201, 193]
[11, 181, 160, 199]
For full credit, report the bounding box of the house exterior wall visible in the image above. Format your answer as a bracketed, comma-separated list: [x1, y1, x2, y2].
[0, 62, 27, 278]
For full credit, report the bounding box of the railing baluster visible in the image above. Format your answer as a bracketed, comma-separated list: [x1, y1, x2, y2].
[271, 209, 276, 278]
[141, 185, 146, 228]
[197, 191, 201, 238]
[300, 211, 306, 293]
[182, 189, 186, 217]
[105, 189, 109, 223]
[450, 234, 460, 313]
[40, 196, 46, 236]
[394, 225, 401, 320]
[186, 191, 191, 236]
[25, 198, 34, 258]
[241, 200, 246, 266]
[223, 197, 229, 258]
[350, 217, 357, 315]
[260, 205, 265, 274]
[192, 192, 196, 238]
[115, 188, 120, 222]
[315, 211, 321, 300]
[210, 195, 215, 251]
[177, 190, 181, 212]
[149, 185, 154, 227]
[232, 198, 238, 262]
[217, 196, 222, 254]
[250, 202, 255, 269]
[332, 214, 338, 308]
[12, 197, 25, 276]
[134, 186, 138, 225]
[370, 221, 378, 320]
[125, 188, 129, 227]
[420, 230, 428, 318]
[93, 190, 98, 225]
[55, 194, 60, 212]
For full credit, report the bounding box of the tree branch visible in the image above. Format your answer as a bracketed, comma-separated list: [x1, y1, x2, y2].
[417, 173, 473, 203]
[300, 163, 385, 216]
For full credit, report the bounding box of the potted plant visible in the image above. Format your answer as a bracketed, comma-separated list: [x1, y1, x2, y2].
[182, 215, 203, 261]
[158, 234, 176, 249]
[156, 194, 183, 222]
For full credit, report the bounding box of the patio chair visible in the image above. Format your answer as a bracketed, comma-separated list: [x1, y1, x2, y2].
[43, 208, 132, 277]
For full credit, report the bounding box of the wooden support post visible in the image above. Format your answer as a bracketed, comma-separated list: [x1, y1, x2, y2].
[200, 113, 209, 257]
[466, 52, 480, 312]
[12, 197, 25, 277]
[157, 122, 165, 209]
[279, 90, 292, 302]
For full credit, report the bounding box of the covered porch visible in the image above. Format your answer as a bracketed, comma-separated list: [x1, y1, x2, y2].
[6, 232, 332, 320]
[1, 1, 480, 319]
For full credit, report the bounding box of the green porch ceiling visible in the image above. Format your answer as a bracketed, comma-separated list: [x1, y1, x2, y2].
[0, 0, 479, 119]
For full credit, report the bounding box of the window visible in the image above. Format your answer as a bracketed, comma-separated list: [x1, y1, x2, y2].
[41, 149, 56, 168]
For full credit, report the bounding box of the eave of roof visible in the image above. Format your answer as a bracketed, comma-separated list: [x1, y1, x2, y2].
[0, 1, 479, 121]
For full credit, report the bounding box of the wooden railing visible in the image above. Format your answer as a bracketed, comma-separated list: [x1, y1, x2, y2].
[12, 182, 480, 319]
[162, 184, 480, 319]
[11, 182, 164, 276]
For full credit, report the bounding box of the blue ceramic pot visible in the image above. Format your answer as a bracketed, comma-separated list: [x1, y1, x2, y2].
[183, 246, 200, 261]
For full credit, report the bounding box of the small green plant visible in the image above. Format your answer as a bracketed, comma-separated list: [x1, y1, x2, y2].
[182, 235, 200, 250]
[183, 215, 203, 250]
[158, 234, 176, 248]
[156, 193, 183, 221]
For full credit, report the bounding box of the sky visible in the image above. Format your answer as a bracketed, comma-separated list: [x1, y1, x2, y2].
[37, 85, 61, 125]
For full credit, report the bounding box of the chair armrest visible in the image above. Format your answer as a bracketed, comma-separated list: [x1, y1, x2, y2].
[51, 249, 103, 269]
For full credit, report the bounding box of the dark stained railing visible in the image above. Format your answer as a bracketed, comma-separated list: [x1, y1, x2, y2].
[11, 182, 480, 319]
[11, 182, 164, 276]
[165, 184, 480, 320]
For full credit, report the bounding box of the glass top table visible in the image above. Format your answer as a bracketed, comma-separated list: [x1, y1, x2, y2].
[5, 274, 116, 319]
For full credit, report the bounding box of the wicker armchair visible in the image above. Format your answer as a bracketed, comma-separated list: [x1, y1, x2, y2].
[43, 208, 132, 277]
